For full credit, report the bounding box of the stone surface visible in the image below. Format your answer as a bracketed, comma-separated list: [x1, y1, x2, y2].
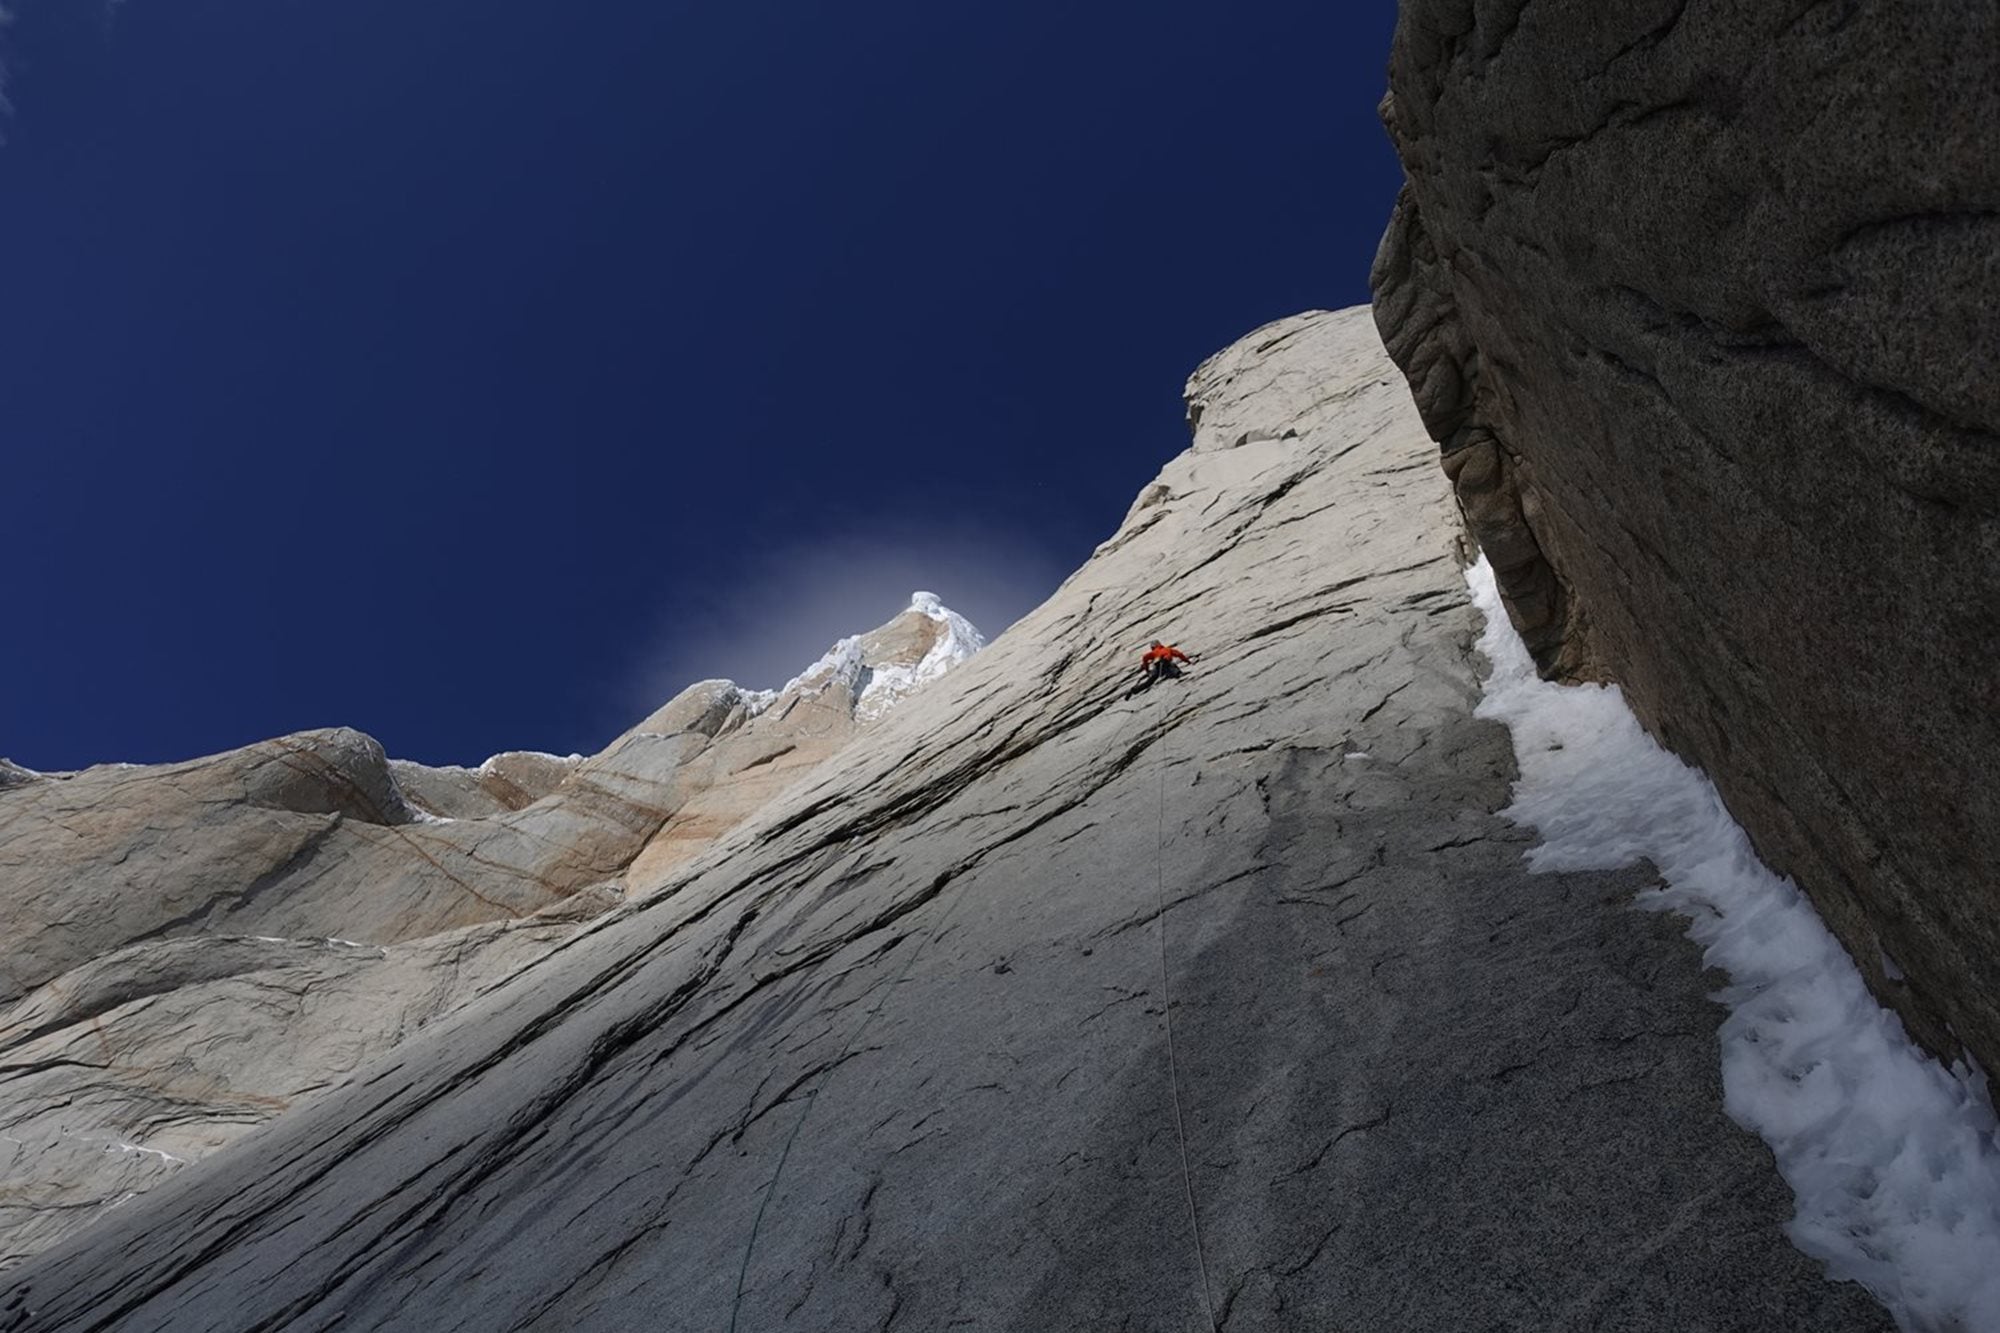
[0, 603, 978, 1269]
[620, 599, 982, 886]
[1370, 0, 2000, 1080]
[388, 751, 582, 820]
[0, 308, 1889, 1330]
[0, 915, 586, 1268]
[0, 725, 670, 1007]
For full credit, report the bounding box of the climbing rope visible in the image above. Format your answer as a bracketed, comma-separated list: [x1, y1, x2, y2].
[730, 677, 1220, 1331]
[1156, 695, 1220, 1332]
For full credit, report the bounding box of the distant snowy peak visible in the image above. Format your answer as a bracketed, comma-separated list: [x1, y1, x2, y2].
[903, 591, 988, 679]
[856, 591, 987, 722]
[777, 592, 986, 724]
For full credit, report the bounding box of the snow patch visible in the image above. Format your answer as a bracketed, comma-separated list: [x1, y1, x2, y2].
[771, 592, 985, 723]
[854, 592, 987, 722]
[1467, 556, 2000, 1333]
[102, 1140, 185, 1167]
[62, 1129, 187, 1168]
[476, 751, 583, 776]
[782, 635, 869, 701]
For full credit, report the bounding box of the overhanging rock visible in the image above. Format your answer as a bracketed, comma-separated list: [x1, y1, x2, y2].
[1371, 0, 2000, 1087]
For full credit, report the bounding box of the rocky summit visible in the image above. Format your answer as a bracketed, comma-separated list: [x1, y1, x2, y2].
[0, 308, 1894, 1330]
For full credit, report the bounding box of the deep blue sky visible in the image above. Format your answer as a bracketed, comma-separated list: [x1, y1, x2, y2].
[2, 1, 1403, 770]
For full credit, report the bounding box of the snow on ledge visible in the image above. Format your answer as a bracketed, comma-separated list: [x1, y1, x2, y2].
[1467, 556, 2000, 1333]
[476, 751, 585, 776]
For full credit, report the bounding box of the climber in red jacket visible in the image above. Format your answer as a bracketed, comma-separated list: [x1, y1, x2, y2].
[1131, 641, 1194, 696]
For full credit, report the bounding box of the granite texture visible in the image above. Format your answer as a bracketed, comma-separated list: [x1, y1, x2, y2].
[1371, 0, 2000, 1080]
[0, 309, 1889, 1331]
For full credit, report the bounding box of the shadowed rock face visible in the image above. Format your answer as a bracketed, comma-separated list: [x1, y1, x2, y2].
[1370, 1, 2000, 1080]
[0, 309, 1890, 1331]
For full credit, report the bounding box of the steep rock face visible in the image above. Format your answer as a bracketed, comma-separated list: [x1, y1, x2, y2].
[0, 309, 1888, 1331]
[1370, 1, 2000, 1077]
[0, 600, 980, 1269]
[0, 915, 593, 1269]
[621, 594, 986, 885]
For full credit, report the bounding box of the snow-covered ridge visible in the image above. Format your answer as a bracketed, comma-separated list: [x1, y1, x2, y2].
[1468, 557, 2000, 1333]
[771, 591, 986, 723]
[384, 751, 585, 782]
[476, 750, 583, 775]
[855, 591, 986, 722]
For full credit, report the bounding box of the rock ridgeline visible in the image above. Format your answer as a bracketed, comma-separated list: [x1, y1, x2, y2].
[0, 308, 1891, 1330]
[0, 593, 981, 1269]
[1370, 1, 2000, 1085]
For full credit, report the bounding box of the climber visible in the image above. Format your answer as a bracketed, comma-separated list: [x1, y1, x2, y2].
[1129, 641, 1194, 696]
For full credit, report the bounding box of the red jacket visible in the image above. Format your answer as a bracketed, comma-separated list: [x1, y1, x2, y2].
[1142, 644, 1190, 667]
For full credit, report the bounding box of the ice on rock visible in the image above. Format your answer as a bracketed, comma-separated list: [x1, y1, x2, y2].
[773, 592, 986, 723]
[854, 592, 988, 722]
[474, 751, 584, 776]
[781, 635, 870, 700]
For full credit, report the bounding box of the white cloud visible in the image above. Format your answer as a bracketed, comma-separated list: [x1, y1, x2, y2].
[620, 518, 1074, 719]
